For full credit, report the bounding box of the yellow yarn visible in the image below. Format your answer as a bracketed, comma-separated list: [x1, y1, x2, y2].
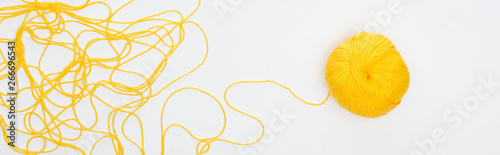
[0, 1, 330, 155]
[0, 0, 221, 154]
[0, 0, 410, 154]
[325, 32, 410, 118]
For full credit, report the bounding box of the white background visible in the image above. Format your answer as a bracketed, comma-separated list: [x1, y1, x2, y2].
[1, 0, 500, 155]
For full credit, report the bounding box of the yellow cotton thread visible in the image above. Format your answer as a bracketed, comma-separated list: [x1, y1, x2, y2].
[161, 81, 329, 155]
[325, 32, 410, 118]
[0, 1, 331, 155]
[0, 0, 221, 154]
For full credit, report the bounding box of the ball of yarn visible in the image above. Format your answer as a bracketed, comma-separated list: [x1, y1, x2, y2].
[325, 32, 410, 118]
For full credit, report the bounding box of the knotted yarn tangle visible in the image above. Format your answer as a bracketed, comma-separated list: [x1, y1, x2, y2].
[0, 0, 330, 155]
[0, 0, 214, 154]
[325, 32, 410, 118]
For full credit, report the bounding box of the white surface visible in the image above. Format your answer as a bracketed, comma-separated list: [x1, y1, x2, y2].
[1, 0, 500, 155]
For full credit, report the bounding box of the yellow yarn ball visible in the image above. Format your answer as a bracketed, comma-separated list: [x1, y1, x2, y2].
[325, 32, 410, 118]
